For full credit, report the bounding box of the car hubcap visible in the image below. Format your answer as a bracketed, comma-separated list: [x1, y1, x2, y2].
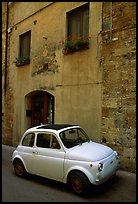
[15, 163, 23, 176]
[71, 175, 83, 193]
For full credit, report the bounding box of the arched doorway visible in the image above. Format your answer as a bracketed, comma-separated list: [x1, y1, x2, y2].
[31, 91, 54, 126]
[26, 91, 54, 127]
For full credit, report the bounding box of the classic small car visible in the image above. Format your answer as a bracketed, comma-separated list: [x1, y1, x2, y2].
[12, 124, 120, 195]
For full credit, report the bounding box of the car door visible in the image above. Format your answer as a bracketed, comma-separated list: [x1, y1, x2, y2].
[19, 132, 37, 173]
[32, 132, 66, 181]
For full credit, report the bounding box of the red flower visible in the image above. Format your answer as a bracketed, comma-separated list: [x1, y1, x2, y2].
[60, 40, 65, 45]
[83, 40, 88, 43]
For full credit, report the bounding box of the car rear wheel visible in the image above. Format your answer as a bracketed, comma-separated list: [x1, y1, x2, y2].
[14, 160, 26, 177]
[69, 171, 91, 196]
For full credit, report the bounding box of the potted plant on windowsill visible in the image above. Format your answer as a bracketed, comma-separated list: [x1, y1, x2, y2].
[60, 35, 92, 55]
[14, 56, 30, 67]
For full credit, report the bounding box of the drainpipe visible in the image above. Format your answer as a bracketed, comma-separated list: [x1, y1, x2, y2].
[4, 2, 9, 94]
[102, 2, 104, 31]
[110, 2, 113, 41]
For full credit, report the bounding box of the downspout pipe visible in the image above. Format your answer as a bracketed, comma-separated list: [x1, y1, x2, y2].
[4, 2, 9, 94]
[102, 2, 104, 31]
[110, 2, 113, 40]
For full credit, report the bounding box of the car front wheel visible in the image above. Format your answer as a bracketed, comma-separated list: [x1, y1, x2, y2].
[14, 160, 26, 177]
[69, 171, 91, 196]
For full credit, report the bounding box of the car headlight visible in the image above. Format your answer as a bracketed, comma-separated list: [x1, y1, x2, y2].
[115, 151, 119, 159]
[98, 163, 103, 172]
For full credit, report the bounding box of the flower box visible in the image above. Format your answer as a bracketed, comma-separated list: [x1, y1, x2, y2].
[60, 35, 91, 55]
[14, 57, 30, 67]
[62, 42, 89, 55]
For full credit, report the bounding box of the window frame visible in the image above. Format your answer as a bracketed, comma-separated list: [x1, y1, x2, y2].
[67, 3, 89, 40]
[36, 133, 61, 149]
[63, 3, 90, 54]
[22, 133, 35, 147]
[16, 30, 31, 67]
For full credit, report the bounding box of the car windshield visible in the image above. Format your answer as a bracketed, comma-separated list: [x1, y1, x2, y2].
[59, 128, 90, 148]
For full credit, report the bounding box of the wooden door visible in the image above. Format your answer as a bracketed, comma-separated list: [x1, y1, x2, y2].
[31, 93, 48, 127]
[31, 92, 54, 127]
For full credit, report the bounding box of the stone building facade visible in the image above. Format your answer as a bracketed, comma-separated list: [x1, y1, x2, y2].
[101, 2, 136, 172]
[2, 2, 136, 172]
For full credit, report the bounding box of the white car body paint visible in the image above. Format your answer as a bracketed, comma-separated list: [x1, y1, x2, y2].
[12, 124, 120, 185]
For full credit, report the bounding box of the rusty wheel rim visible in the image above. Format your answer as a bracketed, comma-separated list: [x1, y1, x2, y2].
[14, 163, 24, 176]
[71, 175, 83, 193]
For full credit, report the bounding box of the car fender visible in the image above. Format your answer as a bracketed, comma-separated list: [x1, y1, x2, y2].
[64, 165, 95, 184]
[12, 155, 28, 173]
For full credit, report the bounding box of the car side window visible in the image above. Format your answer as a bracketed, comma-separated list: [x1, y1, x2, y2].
[22, 133, 35, 147]
[36, 133, 60, 149]
[50, 135, 60, 149]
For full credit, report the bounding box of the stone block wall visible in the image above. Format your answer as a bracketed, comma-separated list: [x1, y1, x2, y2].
[101, 2, 136, 172]
[2, 2, 14, 146]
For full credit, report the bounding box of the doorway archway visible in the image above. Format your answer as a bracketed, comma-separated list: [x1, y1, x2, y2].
[25, 91, 54, 128]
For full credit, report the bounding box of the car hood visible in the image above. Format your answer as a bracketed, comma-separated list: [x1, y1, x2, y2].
[67, 141, 113, 162]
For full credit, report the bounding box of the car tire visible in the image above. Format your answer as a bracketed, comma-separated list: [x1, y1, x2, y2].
[14, 160, 26, 177]
[69, 171, 91, 196]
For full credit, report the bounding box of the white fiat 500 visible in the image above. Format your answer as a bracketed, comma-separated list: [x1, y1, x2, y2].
[12, 124, 120, 195]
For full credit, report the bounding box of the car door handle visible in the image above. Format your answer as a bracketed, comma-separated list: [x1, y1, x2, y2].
[32, 151, 38, 154]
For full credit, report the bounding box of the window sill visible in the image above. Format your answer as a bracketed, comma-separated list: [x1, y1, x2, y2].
[15, 59, 30, 67]
[62, 43, 89, 55]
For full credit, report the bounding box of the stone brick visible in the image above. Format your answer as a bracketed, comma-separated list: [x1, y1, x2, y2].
[101, 2, 136, 172]
[123, 146, 136, 159]
[120, 156, 136, 173]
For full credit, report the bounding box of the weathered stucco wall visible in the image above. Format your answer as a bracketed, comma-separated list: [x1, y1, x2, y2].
[101, 2, 136, 172]
[5, 2, 103, 145]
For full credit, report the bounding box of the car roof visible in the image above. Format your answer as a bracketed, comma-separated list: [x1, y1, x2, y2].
[25, 124, 80, 134]
[37, 124, 78, 130]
